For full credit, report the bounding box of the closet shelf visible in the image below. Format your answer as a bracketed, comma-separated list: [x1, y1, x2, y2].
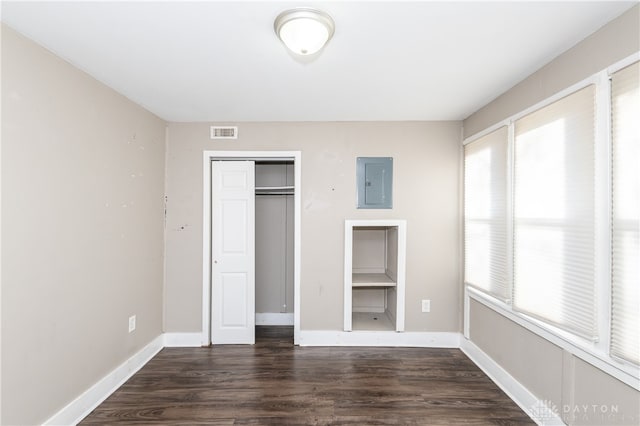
[256, 193, 293, 196]
[255, 186, 294, 191]
[352, 273, 396, 287]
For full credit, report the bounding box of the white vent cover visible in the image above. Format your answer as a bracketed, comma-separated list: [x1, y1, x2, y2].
[210, 126, 238, 139]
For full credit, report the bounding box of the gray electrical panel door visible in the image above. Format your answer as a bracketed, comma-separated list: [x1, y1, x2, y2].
[356, 157, 393, 209]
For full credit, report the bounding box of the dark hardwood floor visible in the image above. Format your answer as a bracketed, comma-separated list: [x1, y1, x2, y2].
[81, 327, 534, 425]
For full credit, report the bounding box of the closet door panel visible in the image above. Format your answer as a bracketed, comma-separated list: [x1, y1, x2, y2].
[211, 160, 255, 344]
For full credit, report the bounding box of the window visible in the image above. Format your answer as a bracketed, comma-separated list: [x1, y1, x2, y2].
[464, 127, 509, 300]
[463, 57, 640, 386]
[610, 61, 640, 365]
[513, 85, 596, 340]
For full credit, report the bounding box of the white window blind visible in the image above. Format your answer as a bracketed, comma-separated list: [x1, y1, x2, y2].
[610, 61, 640, 365]
[464, 126, 509, 300]
[513, 85, 597, 340]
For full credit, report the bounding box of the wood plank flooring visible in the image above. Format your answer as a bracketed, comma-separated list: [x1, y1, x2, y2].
[81, 327, 534, 425]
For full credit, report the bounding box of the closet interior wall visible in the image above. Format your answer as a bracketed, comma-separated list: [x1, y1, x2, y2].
[255, 162, 294, 323]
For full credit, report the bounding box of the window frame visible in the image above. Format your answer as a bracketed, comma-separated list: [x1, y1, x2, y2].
[609, 60, 640, 366]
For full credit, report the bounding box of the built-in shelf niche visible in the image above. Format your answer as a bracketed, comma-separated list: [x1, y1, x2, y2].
[344, 220, 406, 332]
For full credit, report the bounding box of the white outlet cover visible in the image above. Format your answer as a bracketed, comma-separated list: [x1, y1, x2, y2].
[422, 300, 431, 313]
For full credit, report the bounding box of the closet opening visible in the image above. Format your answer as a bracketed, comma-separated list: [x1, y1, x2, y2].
[202, 151, 301, 346]
[255, 161, 294, 340]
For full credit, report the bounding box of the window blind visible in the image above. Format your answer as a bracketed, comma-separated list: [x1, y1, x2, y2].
[610, 61, 640, 365]
[464, 126, 509, 300]
[513, 85, 597, 339]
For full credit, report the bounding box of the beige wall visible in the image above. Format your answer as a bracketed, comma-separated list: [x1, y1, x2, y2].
[464, 6, 640, 426]
[470, 300, 640, 425]
[1, 25, 166, 425]
[165, 121, 462, 333]
[469, 301, 563, 406]
[464, 4, 640, 138]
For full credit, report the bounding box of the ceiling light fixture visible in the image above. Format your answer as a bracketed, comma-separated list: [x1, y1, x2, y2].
[274, 8, 335, 56]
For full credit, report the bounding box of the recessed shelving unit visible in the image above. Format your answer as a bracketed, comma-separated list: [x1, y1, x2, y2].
[344, 220, 406, 332]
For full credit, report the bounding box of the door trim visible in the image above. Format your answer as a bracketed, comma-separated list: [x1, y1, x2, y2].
[202, 151, 302, 345]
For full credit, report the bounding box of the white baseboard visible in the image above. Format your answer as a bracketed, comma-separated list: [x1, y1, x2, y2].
[256, 313, 294, 326]
[460, 337, 564, 426]
[298, 330, 460, 347]
[164, 332, 203, 347]
[43, 335, 164, 426]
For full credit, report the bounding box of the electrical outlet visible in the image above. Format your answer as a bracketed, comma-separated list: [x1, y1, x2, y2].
[421, 300, 431, 313]
[128, 315, 136, 333]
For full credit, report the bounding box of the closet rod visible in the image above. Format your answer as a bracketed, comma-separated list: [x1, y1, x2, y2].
[255, 186, 294, 191]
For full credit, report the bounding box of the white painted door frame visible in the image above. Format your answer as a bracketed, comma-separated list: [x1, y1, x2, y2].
[202, 151, 302, 345]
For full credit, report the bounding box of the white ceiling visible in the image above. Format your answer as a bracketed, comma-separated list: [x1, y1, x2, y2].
[1, 1, 636, 122]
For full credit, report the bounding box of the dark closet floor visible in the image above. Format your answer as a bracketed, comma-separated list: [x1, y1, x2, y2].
[81, 326, 533, 425]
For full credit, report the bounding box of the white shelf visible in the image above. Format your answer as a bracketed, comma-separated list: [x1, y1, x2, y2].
[352, 273, 396, 287]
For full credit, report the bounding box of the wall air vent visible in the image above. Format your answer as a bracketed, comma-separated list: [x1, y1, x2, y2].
[210, 126, 238, 139]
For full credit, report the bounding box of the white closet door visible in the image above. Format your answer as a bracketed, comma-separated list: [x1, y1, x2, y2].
[211, 161, 255, 344]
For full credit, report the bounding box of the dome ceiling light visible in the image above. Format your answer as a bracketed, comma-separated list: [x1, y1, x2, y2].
[274, 8, 335, 56]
